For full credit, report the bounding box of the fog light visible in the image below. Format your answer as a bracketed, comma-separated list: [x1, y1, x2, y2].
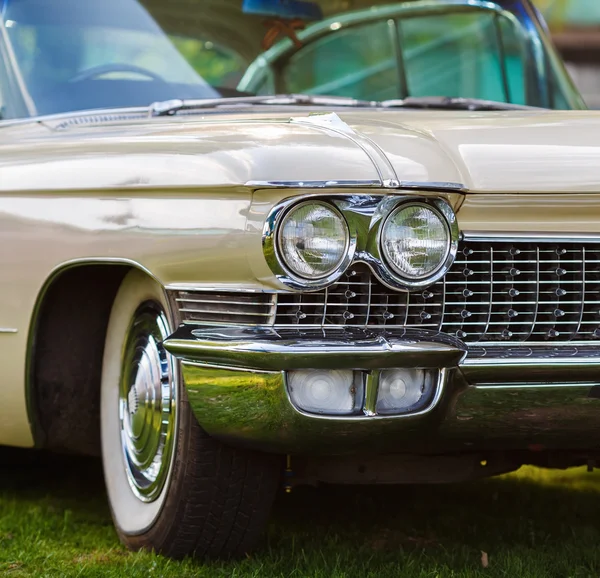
[287, 370, 364, 415]
[376, 369, 437, 415]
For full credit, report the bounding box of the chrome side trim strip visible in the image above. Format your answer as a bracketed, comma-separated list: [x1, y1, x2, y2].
[460, 357, 600, 387]
[470, 382, 600, 389]
[462, 357, 600, 367]
[462, 231, 600, 242]
[472, 341, 600, 347]
[0, 328, 17, 333]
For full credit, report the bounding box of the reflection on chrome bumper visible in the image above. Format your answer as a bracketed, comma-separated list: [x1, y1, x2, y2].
[163, 325, 467, 370]
[163, 325, 600, 455]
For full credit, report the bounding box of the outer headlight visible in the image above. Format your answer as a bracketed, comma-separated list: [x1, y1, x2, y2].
[278, 201, 349, 280]
[380, 203, 451, 280]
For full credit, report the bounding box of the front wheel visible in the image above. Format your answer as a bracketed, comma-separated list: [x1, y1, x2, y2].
[100, 270, 281, 559]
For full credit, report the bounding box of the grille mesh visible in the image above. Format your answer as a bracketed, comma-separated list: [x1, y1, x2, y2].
[275, 240, 600, 344]
[174, 291, 276, 325]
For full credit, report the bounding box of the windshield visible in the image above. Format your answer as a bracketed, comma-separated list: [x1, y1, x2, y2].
[0, 0, 584, 118]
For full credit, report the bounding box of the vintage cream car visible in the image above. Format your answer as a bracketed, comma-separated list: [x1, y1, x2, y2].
[0, 0, 596, 561]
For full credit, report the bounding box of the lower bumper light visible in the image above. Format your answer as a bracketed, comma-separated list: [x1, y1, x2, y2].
[287, 370, 364, 415]
[376, 369, 437, 416]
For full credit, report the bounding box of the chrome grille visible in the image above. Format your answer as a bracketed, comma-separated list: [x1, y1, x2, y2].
[275, 240, 600, 344]
[173, 291, 276, 325]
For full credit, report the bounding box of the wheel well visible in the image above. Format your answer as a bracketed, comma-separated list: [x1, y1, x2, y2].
[30, 264, 130, 456]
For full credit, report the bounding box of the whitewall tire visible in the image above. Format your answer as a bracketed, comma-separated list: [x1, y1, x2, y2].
[100, 270, 281, 558]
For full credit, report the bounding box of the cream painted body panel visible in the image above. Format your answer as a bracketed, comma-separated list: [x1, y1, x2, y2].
[3, 109, 600, 193]
[2, 106, 600, 447]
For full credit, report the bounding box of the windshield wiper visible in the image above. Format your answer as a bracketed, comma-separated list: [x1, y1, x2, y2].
[149, 94, 541, 117]
[149, 94, 377, 116]
[380, 96, 539, 111]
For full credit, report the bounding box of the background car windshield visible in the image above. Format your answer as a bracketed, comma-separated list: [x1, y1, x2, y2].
[279, 11, 526, 104]
[0, 0, 577, 117]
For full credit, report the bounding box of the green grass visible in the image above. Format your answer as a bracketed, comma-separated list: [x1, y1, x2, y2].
[1, 449, 600, 577]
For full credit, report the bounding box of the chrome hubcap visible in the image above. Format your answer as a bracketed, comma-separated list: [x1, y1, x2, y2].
[119, 302, 177, 502]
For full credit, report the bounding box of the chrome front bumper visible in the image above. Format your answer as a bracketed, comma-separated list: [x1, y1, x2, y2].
[164, 326, 600, 455]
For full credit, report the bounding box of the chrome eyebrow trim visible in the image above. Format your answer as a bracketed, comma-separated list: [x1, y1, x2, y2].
[246, 179, 382, 189]
[400, 181, 466, 191]
[245, 179, 466, 191]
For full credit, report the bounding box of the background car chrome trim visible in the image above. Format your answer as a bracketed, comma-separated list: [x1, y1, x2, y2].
[0, 328, 17, 333]
[163, 325, 467, 372]
[238, 0, 586, 110]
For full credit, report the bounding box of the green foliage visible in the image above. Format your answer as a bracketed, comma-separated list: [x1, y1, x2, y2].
[1, 449, 600, 577]
[170, 36, 244, 87]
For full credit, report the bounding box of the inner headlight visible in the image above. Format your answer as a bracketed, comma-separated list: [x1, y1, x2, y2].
[380, 203, 450, 280]
[278, 201, 349, 280]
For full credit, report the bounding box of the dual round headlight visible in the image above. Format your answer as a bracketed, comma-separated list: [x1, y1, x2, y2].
[278, 201, 349, 280]
[380, 203, 451, 280]
[274, 199, 453, 286]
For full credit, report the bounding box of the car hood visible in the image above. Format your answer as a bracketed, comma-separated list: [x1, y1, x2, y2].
[1, 108, 600, 193]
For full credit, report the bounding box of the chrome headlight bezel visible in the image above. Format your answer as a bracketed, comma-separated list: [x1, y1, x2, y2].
[380, 202, 452, 280]
[263, 198, 357, 291]
[366, 196, 459, 290]
[262, 194, 458, 292]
